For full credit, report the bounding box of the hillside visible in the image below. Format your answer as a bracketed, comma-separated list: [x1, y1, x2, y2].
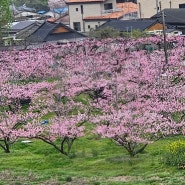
[13, 0, 49, 11]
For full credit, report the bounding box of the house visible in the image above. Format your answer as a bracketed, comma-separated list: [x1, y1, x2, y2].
[2, 20, 87, 47]
[165, 29, 182, 36]
[2, 20, 40, 39]
[96, 19, 164, 33]
[17, 4, 36, 12]
[1, 20, 44, 46]
[44, 10, 62, 18]
[84, 2, 138, 28]
[151, 9, 185, 34]
[23, 21, 87, 44]
[14, 11, 40, 21]
[137, 0, 185, 18]
[7, 20, 41, 35]
[66, 0, 124, 32]
[47, 13, 70, 26]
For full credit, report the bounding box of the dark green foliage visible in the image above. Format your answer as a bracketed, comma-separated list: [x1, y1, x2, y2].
[65, 176, 72, 182]
[89, 27, 148, 39]
[0, 0, 12, 44]
[120, 29, 148, 38]
[89, 27, 120, 39]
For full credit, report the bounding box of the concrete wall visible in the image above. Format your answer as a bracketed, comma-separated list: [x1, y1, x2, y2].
[84, 20, 106, 32]
[68, 0, 116, 32]
[68, 3, 102, 32]
[137, 0, 185, 18]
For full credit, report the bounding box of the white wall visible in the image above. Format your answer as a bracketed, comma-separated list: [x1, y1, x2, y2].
[137, 0, 185, 18]
[84, 20, 106, 32]
[68, 3, 102, 32]
[68, 0, 116, 32]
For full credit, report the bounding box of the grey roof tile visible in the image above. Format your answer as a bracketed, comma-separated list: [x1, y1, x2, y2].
[151, 9, 185, 24]
[28, 21, 86, 43]
[11, 20, 36, 31]
[97, 19, 158, 32]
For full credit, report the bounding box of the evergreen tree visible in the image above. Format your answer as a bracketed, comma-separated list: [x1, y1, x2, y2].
[0, 0, 12, 44]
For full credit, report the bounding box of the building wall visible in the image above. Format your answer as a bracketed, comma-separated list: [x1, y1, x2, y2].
[68, 3, 102, 32]
[137, 0, 185, 18]
[100, 0, 117, 13]
[68, 0, 116, 32]
[84, 20, 106, 32]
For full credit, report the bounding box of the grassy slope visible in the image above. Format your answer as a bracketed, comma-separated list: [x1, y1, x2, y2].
[0, 135, 185, 185]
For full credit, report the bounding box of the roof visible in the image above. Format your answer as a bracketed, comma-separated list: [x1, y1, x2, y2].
[116, 2, 138, 14]
[151, 9, 185, 25]
[17, 4, 36, 12]
[16, 21, 44, 39]
[47, 14, 70, 25]
[84, 2, 138, 21]
[53, 7, 68, 14]
[165, 29, 182, 33]
[37, 10, 46, 14]
[11, 20, 36, 31]
[84, 11, 124, 20]
[97, 19, 159, 32]
[27, 21, 87, 43]
[66, 0, 106, 3]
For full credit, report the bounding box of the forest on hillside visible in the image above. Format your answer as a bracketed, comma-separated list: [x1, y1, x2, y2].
[13, 0, 49, 11]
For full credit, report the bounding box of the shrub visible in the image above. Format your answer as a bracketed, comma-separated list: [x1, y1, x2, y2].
[162, 140, 185, 169]
[65, 176, 72, 182]
[88, 26, 120, 39]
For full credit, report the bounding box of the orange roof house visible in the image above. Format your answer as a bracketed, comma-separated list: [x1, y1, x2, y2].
[66, 0, 138, 32]
[84, 2, 138, 21]
[84, 11, 124, 21]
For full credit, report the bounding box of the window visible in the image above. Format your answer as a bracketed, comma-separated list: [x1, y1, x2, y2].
[88, 25, 91, 29]
[73, 22, 81, 31]
[179, 3, 185, 8]
[104, 3, 113, 10]
[76, 8, 78, 11]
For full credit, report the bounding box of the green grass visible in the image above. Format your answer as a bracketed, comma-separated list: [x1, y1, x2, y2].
[0, 136, 185, 184]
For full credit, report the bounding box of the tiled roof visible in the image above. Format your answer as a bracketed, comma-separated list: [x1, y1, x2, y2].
[47, 13, 69, 24]
[27, 22, 55, 42]
[47, 17, 57, 22]
[16, 21, 44, 39]
[28, 22, 86, 43]
[66, 0, 105, 3]
[84, 11, 124, 20]
[11, 20, 36, 31]
[97, 19, 159, 32]
[151, 9, 185, 24]
[116, 2, 138, 14]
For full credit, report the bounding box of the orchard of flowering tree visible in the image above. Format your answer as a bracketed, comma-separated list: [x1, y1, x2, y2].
[0, 35, 185, 157]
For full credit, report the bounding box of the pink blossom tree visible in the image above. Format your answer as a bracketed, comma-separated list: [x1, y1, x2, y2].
[55, 37, 185, 157]
[0, 47, 57, 153]
[15, 48, 89, 155]
[89, 38, 185, 157]
[1, 36, 185, 157]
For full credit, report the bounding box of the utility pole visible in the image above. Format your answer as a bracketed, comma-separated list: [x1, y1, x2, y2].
[169, 1, 172, 8]
[162, 10, 168, 65]
[156, 0, 159, 14]
[81, 5, 85, 32]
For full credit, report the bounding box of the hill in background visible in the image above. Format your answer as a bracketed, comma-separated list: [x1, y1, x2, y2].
[13, 0, 49, 11]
